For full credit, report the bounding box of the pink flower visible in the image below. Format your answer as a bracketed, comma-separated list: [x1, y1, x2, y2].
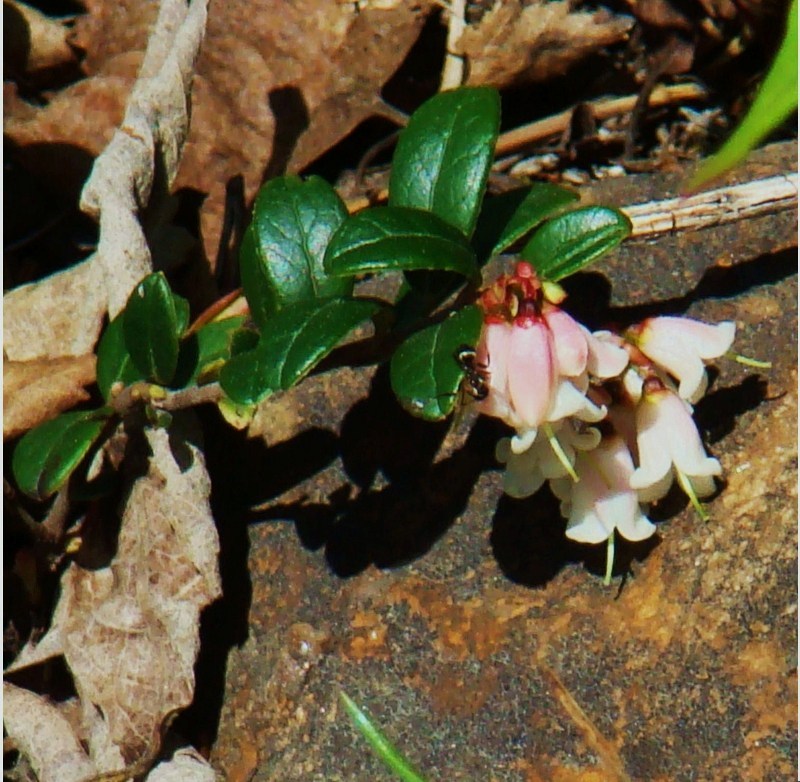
[496, 422, 600, 498]
[551, 435, 656, 544]
[628, 379, 722, 502]
[474, 262, 625, 449]
[476, 318, 556, 439]
[629, 316, 735, 403]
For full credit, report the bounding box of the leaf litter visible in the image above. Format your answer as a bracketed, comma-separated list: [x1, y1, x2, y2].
[6, 423, 221, 779]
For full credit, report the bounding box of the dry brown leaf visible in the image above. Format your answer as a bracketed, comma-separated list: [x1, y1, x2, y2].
[4, 0, 209, 368]
[4, 0, 80, 78]
[3, 683, 98, 782]
[145, 748, 218, 781]
[7, 421, 221, 771]
[3, 258, 107, 362]
[179, 0, 430, 264]
[80, 0, 209, 315]
[6, 0, 431, 267]
[3, 354, 97, 440]
[461, 0, 633, 88]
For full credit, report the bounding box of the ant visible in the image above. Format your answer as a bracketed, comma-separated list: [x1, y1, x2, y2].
[454, 345, 490, 402]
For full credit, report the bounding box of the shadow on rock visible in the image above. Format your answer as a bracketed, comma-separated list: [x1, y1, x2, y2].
[491, 487, 660, 587]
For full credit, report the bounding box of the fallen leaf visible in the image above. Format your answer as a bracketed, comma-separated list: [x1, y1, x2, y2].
[461, 0, 633, 89]
[145, 748, 218, 781]
[79, 0, 210, 316]
[6, 0, 432, 268]
[3, 354, 97, 440]
[3, 682, 97, 782]
[7, 419, 222, 771]
[4, 0, 209, 366]
[3, 258, 107, 362]
[179, 0, 431, 264]
[4, 0, 80, 80]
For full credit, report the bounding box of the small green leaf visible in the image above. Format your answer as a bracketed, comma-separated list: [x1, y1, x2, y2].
[96, 314, 147, 401]
[219, 298, 381, 405]
[340, 692, 428, 782]
[13, 409, 111, 500]
[325, 207, 477, 279]
[180, 316, 248, 386]
[521, 206, 631, 281]
[173, 293, 190, 336]
[473, 183, 580, 261]
[241, 175, 352, 328]
[123, 272, 181, 385]
[390, 305, 483, 420]
[390, 86, 500, 237]
[689, 0, 797, 189]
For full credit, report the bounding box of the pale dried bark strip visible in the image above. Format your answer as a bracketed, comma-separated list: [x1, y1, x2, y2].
[622, 173, 798, 239]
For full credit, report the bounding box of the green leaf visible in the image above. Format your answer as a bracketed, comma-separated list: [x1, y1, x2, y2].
[340, 692, 429, 782]
[123, 272, 182, 385]
[179, 316, 249, 386]
[325, 207, 477, 279]
[389, 86, 500, 237]
[12, 409, 111, 500]
[240, 175, 352, 328]
[96, 313, 147, 401]
[689, 0, 797, 189]
[173, 293, 190, 336]
[390, 305, 483, 420]
[473, 183, 580, 261]
[219, 298, 381, 405]
[521, 206, 631, 281]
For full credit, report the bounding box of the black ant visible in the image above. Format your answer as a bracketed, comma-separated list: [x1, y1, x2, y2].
[454, 345, 490, 401]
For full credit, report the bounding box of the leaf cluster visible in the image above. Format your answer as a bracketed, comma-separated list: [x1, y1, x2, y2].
[11, 86, 630, 503]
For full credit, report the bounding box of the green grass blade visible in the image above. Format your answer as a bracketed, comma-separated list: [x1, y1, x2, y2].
[340, 692, 429, 782]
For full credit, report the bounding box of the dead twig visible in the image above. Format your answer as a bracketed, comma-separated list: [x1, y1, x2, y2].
[621, 173, 798, 239]
[495, 83, 708, 157]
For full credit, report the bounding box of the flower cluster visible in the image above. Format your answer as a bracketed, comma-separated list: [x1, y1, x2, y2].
[473, 261, 739, 582]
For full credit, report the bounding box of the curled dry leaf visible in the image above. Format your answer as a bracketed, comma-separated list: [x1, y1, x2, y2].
[4, 0, 208, 369]
[7, 420, 221, 772]
[7, 0, 431, 269]
[3, 354, 97, 440]
[3, 260, 107, 362]
[80, 0, 209, 316]
[3, 682, 97, 782]
[461, 0, 633, 89]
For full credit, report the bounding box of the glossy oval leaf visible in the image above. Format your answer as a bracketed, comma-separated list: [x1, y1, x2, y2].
[219, 298, 381, 405]
[340, 692, 428, 782]
[241, 175, 351, 328]
[96, 313, 147, 401]
[13, 409, 111, 500]
[324, 206, 477, 279]
[521, 206, 631, 281]
[123, 272, 181, 385]
[389, 86, 500, 237]
[390, 304, 483, 421]
[473, 183, 580, 262]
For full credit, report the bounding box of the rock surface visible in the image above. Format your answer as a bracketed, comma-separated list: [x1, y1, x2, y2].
[204, 143, 797, 782]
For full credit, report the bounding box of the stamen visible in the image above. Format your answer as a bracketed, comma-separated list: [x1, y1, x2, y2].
[544, 423, 578, 482]
[604, 533, 615, 586]
[676, 469, 710, 522]
[728, 351, 772, 369]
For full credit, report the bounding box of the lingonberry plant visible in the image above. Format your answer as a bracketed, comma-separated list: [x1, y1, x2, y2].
[11, 86, 759, 584]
